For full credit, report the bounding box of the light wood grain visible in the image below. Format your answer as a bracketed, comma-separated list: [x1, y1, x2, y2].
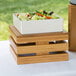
[9, 26, 68, 44]
[10, 37, 68, 55]
[36, 41, 49, 55]
[10, 45, 18, 63]
[10, 45, 69, 64]
[36, 41, 49, 45]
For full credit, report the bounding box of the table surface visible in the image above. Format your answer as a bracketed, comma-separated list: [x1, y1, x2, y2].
[0, 41, 76, 76]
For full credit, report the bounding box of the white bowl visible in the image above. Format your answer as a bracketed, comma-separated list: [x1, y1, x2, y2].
[13, 13, 64, 34]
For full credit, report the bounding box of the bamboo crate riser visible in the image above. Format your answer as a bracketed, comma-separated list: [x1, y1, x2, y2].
[9, 26, 68, 44]
[10, 37, 68, 55]
[10, 45, 69, 65]
[9, 26, 69, 64]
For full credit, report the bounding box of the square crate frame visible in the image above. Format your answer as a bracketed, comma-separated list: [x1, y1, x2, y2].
[9, 26, 69, 64]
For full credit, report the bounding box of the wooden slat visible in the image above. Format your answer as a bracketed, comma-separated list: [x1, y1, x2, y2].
[9, 26, 68, 37]
[36, 41, 49, 45]
[9, 26, 68, 44]
[10, 45, 69, 65]
[10, 45, 18, 63]
[10, 36, 68, 54]
[36, 41, 49, 55]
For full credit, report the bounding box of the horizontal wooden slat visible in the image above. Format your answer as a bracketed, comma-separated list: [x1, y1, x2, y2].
[9, 26, 68, 44]
[10, 37, 68, 54]
[10, 45, 69, 65]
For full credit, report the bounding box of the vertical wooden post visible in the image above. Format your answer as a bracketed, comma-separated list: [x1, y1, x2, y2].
[69, 4, 76, 51]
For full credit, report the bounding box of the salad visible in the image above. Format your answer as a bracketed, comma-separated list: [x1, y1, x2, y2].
[16, 10, 59, 21]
